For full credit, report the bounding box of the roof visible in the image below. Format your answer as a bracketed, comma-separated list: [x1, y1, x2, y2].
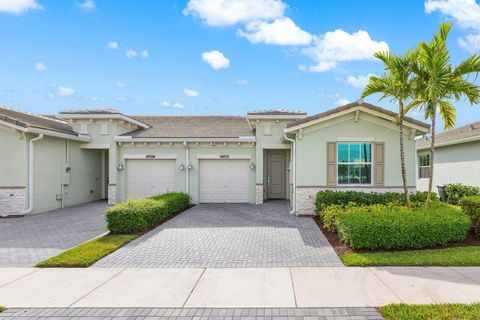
[0, 107, 76, 135]
[126, 116, 254, 138]
[286, 101, 431, 130]
[59, 109, 120, 114]
[247, 109, 306, 116]
[416, 121, 480, 148]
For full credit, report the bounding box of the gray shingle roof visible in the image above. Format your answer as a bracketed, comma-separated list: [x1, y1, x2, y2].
[286, 101, 430, 129]
[0, 107, 76, 135]
[247, 109, 306, 116]
[127, 116, 254, 138]
[416, 121, 480, 148]
[59, 109, 120, 114]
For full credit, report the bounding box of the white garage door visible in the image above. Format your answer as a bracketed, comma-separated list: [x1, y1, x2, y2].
[199, 159, 250, 203]
[126, 159, 176, 199]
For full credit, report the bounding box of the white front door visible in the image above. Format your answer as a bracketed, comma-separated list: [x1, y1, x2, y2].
[199, 159, 250, 203]
[126, 159, 176, 199]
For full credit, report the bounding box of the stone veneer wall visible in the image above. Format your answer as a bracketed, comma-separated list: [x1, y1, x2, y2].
[255, 184, 263, 204]
[0, 187, 26, 216]
[295, 186, 417, 216]
[108, 184, 116, 205]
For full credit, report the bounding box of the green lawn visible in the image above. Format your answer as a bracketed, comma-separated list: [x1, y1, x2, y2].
[0, 306, 4, 313]
[380, 303, 480, 320]
[36, 234, 138, 267]
[341, 246, 480, 266]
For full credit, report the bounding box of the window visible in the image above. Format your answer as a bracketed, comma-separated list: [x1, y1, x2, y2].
[337, 143, 372, 185]
[418, 154, 430, 179]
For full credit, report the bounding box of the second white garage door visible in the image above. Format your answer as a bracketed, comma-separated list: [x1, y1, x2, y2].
[126, 159, 176, 199]
[199, 159, 250, 203]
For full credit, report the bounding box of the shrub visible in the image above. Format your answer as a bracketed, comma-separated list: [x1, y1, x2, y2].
[444, 183, 480, 205]
[460, 196, 480, 234]
[336, 204, 469, 250]
[106, 192, 190, 234]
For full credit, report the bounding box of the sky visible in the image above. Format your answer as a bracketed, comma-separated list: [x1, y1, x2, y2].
[1, 0, 480, 130]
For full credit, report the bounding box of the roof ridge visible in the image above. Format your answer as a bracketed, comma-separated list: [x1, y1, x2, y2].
[0, 106, 69, 126]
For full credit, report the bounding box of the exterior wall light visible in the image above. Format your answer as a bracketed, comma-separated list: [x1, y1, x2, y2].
[117, 163, 124, 171]
[187, 164, 193, 170]
[179, 164, 185, 170]
[250, 163, 256, 169]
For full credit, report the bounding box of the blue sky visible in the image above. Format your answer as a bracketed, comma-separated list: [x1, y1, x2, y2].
[1, 0, 479, 130]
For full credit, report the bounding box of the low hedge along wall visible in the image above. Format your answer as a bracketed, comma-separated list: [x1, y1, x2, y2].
[336, 205, 470, 250]
[460, 195, 480, 234]
[106, 192, 190, 234]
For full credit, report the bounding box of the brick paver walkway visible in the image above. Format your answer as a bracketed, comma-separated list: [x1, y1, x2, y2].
[0, 308, 382, 319]
[94, 201, 342, 268]
[0, 201, 108, 267]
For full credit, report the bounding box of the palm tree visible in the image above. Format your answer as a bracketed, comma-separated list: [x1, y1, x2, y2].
[362, 51, 416, 208]
[409, 22, 480, 204]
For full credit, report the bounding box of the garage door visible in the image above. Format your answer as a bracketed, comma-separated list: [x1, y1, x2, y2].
[199, 159, 250, 203]
[126, 159, 176, 199]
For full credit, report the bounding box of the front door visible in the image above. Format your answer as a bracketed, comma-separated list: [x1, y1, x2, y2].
[267, 150, 286, 199]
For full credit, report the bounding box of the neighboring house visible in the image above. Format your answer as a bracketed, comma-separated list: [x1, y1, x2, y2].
[416, 121, 480, 191]
[0, 100, 429, 217]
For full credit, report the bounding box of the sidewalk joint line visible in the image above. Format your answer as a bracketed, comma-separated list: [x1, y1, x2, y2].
[289, 267, 298, 307]
[368, 267, 404, 303]
[67, 268, 127, 307]
[0, 268, 41, 289]
[448, 267, 480, 285]
[182, 268, 206, 308]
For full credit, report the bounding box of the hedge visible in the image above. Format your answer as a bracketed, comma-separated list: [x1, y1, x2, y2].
[315, 190, 436, 214]
[460, 196, 480, 234]
[106, 192, 190, 234]
[444, 183, 480, 205]
[336, 204, 469, 250]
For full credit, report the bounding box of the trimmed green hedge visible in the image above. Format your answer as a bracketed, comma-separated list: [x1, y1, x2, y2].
[444, 183, 480, 205]
[315, 190, 436, 214]
[336, 204, 469, 250]
[106, 192, 190, 234]
[460, 196, 480, 234]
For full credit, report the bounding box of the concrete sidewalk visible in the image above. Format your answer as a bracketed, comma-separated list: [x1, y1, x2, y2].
[0, 267, 479, 308]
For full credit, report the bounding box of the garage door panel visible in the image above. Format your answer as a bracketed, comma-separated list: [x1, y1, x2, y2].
[126, 159, 176, 199]
[199, 159, 249, 203]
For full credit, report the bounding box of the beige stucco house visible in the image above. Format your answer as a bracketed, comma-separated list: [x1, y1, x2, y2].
[416, 121, 480, 191]
[0, 100, 429, 217]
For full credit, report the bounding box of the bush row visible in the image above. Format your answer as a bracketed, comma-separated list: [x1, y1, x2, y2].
[460, 195, 480, 234]
[444, 183, 480, 205]
[106, 192, 190, 234]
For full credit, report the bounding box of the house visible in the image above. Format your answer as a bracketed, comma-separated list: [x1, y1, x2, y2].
[0, 100, 430, 217]
[416, 121, 480, 191]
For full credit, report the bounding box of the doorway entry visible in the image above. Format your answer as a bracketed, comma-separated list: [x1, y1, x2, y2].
[265, 149, 287, 199]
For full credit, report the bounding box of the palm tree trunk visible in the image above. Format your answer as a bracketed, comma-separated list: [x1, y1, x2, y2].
[399, 101, 411, 208]
[427, 110, 436, 205]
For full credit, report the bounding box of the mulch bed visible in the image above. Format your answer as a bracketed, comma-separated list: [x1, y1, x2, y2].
[313, 216, 480, 256]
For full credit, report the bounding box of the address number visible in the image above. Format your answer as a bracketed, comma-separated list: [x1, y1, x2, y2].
[219, 155, 230, 159]
[145, 154, 156, 159]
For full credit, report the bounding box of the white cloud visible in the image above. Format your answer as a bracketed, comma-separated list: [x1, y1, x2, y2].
[346, 74, 374, 88]
[57, 86, 75, 97]
[159, 101, 184, 109]
[183, 0, 286, 26]
[34, 62, 47, 72]
[202, 50, 230, 69]
[140, 50, 149, 58]
[335, 97, 350, 106]
[183, 89, 199, 97]
[125, 49, 137, 58]
[236, 79, 248, 85]
[77, 0, 95, 11]
[0, 0, 43, 14]
[237, 17, 312, 46]
[425, 0, 480, 50]
[107, 41, 118, 49]
[115, 81, 126, 89]
[301, 29, 389, 72]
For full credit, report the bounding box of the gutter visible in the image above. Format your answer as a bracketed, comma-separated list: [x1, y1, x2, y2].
[283, 132, 296, 215]
[114, 136, 256, 143]
[20, 134, 44, 215]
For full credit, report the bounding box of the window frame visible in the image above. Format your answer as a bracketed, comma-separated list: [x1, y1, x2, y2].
[336, 142, 374, 186]
[418, 154, 430, 179]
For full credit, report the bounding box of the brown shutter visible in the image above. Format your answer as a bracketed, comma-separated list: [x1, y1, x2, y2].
[374, 142, 385, 186]
[327, 142, 337, 186]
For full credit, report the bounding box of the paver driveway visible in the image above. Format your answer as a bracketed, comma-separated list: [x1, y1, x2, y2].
[94, 201, 342, 268]
[0, 201, 108, 267]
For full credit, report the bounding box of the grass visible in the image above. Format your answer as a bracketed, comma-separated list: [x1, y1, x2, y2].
[341, 246, 480, 266]
[36, 234, 138, 267]
[0, 306, 4, 313]
[380, 303, 480, 320]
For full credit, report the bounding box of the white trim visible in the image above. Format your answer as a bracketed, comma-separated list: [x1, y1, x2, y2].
[115, 136, 256, 143]
[0, 120, 91, 142]
[416, 135, 480, 150]
[123, 154, 177, 160]
[261, 143, 291, 149]
[197, 154, 251, 160]
[58, 113, 149, 129]
[80, 143, 110, 149]
[245, 114, 307, 120]
[337, 137, 375, 142]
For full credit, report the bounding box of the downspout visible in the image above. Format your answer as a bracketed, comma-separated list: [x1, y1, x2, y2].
[283, 132, 296, 215]
[183, 141, 189, 194]
[20, 134, 44, 215]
